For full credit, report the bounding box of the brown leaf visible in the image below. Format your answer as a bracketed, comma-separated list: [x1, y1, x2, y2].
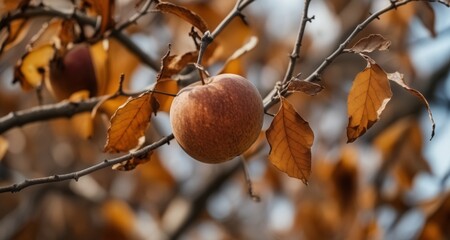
[158, 49, 197, 80]
[347, 56, 392, 142]
[266, 97, 314, 184]
[387, 72, 435, 140]
[104, 91, 157, 153]
[287, 79, 324, 96]
[218, 36, 258, 74]
[156, 2, 209, 33]
[0, 136, 8, 161]
[14, 44, 55, 91]
[112, 151, 152, 171]
[58, 19, 77, 47]
[417, 2, 436, 38]
[347, 34, 391, 53]
[0, 19, 29, 53]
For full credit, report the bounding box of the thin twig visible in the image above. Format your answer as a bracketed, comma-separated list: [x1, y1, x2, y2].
[239, 157, 260, 202]
[115, 0, 155, 32]
[0, 134, 174, 193]
[281, 0, 313, 85]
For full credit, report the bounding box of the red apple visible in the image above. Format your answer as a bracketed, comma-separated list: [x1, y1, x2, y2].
[170, 74, 264, 163]
[48, 44, 97, 100]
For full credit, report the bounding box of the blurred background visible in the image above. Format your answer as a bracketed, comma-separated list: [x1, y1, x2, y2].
[1, 0, 450, 239]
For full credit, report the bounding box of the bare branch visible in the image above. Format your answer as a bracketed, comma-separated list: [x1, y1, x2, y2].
[0, 97, 102, 134]
[0, 134, 174, 193]
[115, 0, 155, 32]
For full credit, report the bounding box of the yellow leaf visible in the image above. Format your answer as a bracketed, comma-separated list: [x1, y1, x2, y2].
[347, 34, 391, 53]
[101, 199, 135, 238]
[104, 92, 158, 153]
[347, 57, 392, 142]
[90, 39, 109, 95]
[69, 90, 94, 139]
[156, 2, 209, 33]
[0, 136, 8, 161]
[14, 44, 55, 91]
[387, 72, 435, 140]
[266, 97, 314, 184]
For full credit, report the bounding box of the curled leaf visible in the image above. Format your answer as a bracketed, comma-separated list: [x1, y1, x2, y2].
[156, 2, 209, 33]
[287, 79, 324, 96]
[387, 72, 435, 140]
[266, 97, 314, 184]
[104, 91, 158, 153]
[347, 56, 392, 142]
[347, 34, 391, 53]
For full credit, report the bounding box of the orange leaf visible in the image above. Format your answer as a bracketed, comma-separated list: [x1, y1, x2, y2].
[287, 79, 324, 96]
[347, 34, 391, 53]
[388, 72, 435, 140]
[347, 56, 392, 142]
[14, 44, 55, 91]
[84, 0, 115, 34]
[157, 49, 197, 80]
[266, 97, 314, 184]
[104, 92, 158, 153]
[156, 2, 209, 33]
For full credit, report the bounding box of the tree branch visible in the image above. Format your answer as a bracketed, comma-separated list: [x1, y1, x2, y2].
[0, 134, 174, 193]
[0, 97, 102, 134]
[0, 4, 160, 70]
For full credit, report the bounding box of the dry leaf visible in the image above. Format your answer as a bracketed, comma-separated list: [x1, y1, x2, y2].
[112, 151, 152, 171]
[287, 79, 324, 96]
[387, 72, 435, 140]
[218, 36, 258, 74]
[347, 34, 391, 53]
[0, 136, 8, 161]
[157, 50, 197, 80]
[104, 91, 158, 153]
[156, 2, 209, 33]
[347, 56, 392, 142]
[14, 44, 55, 91]
[101, 199, 136, 238]
[69, 90, 94, 139]
[0, 19, 29, 53]
[266, 97, 314, 184]
[417, 2, 436, 38]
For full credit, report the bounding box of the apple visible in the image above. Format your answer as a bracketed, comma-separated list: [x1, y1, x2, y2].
[170, 74, 264, 163]
[48, 44, 98, 100]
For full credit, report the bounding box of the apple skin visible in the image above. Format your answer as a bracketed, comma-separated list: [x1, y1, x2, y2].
[170, 74, 264, 163]
[48, 44, 98, 100]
